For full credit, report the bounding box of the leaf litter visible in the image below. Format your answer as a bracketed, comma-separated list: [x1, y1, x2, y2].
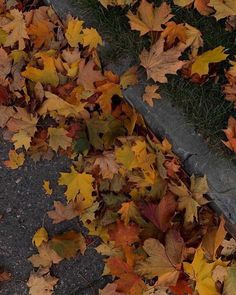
[0, 0, 236, 294]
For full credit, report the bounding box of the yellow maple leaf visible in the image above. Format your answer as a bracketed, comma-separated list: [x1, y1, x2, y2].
[43, 180, 53, 196]
[65, 17, 84, 47]
[12, 130, 31, 151]
[127, 0, 173, 36]
[97, 82, 122, 113]
[22, 52, 59, 87]
[3, 149, 25, 169]
[47, 127, 72, 152]
[162, 21, 187, 47]
[115, 144, 138, 170]
[120, 66, 138, 89]
[191, 46, 228, 76]
[82, 28, 102, 51]
[38, 91, 87, 118]
[58, 166, 95, 203]
[32, 227, 48, 248]
[2, 9, 29, 50]
[209, 0, 236, 20]
[183, 248, 228, 295]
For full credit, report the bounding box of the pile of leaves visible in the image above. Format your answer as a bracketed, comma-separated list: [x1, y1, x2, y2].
[0, 0, 236, 294]
[97, 0, 236, 154]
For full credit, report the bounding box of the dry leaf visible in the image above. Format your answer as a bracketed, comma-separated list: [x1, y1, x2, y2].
[142, 85, 161, 107]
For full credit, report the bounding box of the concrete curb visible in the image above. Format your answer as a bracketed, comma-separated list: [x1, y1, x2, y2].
[45, 0, 236, 233]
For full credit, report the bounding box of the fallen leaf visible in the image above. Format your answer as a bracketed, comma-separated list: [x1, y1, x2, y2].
[202, 217, 227, 260]
[93, 151, 119, 179]
[127, 0, 173, 36]
[142, 85, 161, 107]
[49, 230, 86, 258]
[27, 268, 58, 295]
[99, 283, 125, 295]
[136, 230, 184, 286]
[3, 149, 25, 169]
[47, 201, 80, 224]
[141, 193, 177, 232]
[2, 9, 29, 49]
[43, 180, 53, 196]
[191, 46, 228, 76]
[140, 38, 185, 83]
[0, 270, 11, 282]
[209, 0, 236, 20]
[27, 19, 54, 48]
[58, 166, 95, 203]
[28, 242, 62, 268]
[162, 21, 187, 48]
[48, 127, 72, 152]
[32, 227, 48, 248]
[82, 28, 102, 50]
[120, 66, 138, 89]
[183, 247, 227, 295]
[65, 17, 84, 47]
[22, 52, 59, 87]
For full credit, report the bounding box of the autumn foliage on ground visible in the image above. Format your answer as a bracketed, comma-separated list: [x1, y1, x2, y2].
[0, 0, 236, 294]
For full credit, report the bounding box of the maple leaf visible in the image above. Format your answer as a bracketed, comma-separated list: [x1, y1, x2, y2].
[191, 46, 228, 76]
[107, 257, 146, 295]
[22, 52, 59, 87]
[222, 116, 236, 153]
[223, 264, 236, 295]
[221, 238, 236, 256]
[27, 268, 58, 295]
[58, 166, 95, 203]
[109, 220, 140, 248]
[142, 85, 161, 107]
[209, 0, 236, 20]
[3, 149, 25, 169]
[49, 230, 86, 259]
[38, 91, 87, 118]
[47, 127, 72, 152]
[120, 66, 138, 89]
[162, 21, 187, 48]
[136, 230, 184, 286]
[140, 38, 185, 83]
[96, 241, 123, 257]
[43, 180, 53, 196]
[202, 217, 227, 260]
[28, 242, 62, 268]
[82, 28, 102, 50]
[93, 151, 119, 179]
[47, 201, 81, 224]
[127, 0, 173, 36]
[141, 193, 177, 232]
[77, 59, 104, 90]
[118, 201, 142, 225]
[2, 9, 29, 50]
[32, 227, 48, 248]
[27, 20, 54, 48]
[183, 248, 228, 295]
[65, 17, 84, 47]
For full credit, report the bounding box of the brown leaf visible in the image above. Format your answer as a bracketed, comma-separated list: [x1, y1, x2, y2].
[140, 38, 185, 83]
[142, 85, 161, 107]
[47, 201, 81, 224]
[141, 192, 177, 232]
[0, 270, 11, 282]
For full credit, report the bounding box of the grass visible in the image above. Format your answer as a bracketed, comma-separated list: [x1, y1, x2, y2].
[75, 0, 236, 158]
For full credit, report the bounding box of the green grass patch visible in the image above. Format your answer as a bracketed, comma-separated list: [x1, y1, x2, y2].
[75, 0, 236, 158]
